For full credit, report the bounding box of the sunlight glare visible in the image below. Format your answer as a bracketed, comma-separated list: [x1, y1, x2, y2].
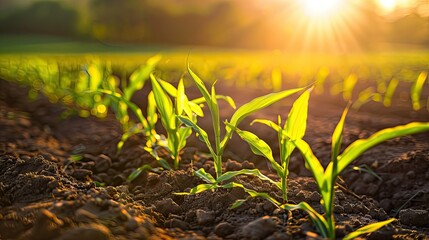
[378, 0, 397, 12]
[287, 0, 363, 53]
[300, 0, 342, 18]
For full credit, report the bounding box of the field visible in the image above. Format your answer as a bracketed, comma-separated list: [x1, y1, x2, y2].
[0, 50, 429, 239]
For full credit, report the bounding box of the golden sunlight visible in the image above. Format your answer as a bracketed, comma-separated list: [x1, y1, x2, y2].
[378, 0, 397, 12]
[288, 0, 361, 52]
[299, 0, 342, 18]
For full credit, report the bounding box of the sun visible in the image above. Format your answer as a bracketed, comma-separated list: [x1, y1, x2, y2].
[299, 0, 342, 18]
[286, 0, 363, 52]
[377, 0, 397, 13]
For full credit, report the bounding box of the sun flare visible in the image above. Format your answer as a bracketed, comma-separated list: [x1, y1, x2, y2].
[299, 0, 342, 18]
[287, 0, 363, 52]
[377, 0, 398, 13]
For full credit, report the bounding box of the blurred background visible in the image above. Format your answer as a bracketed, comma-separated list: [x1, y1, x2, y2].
[0, 0, 428, 53]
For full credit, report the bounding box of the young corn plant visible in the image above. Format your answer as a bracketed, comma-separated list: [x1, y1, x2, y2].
[97, 55, 161, 153]
[149, 73, 204, 169]
[176, 65, 304, 195]
[281, 106, 429, 239]
[232, 88, 312, 203]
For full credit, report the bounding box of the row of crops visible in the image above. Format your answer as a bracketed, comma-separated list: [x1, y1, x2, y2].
[0, 52, 428, 239]
[0, 52, 428, 115]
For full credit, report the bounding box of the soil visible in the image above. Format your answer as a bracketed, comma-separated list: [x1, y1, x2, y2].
[1, 78, 428, 240]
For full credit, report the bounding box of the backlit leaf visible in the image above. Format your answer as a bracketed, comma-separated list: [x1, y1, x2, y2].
[281, 202, 329, 238]
[334, 122, 429, 177]
[228, 88, 303, 131]
[343, 218, 395, 240]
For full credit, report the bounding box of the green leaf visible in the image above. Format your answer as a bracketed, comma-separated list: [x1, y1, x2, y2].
[216, 169, 278, 186]
[334, 122, 429, 177]
[411, 71, 427, 110]
[383, 78, 399, 107]
[228, 88, 303, 132]
[331, 104, 350, 166]
[177, 126, 192, 152]
[187, 101, 204, 117]
[286, 88, 311, 140]
[147, 91, 158, 127]
[251, 119, 281, 132]
[343, 218, 395, 240]
[188, 65, 212, 109]
[230, 199, 248, 209]
[282, 88, 311, 163]
[233, 128, 283, 176]
[192, 95, 236, 109]
[174, 183, 217, 195]
[70, 154, 83, 162]
[221, 182, 281, 207]
[97, 89, 149, 129]
[292, 139, 326, 192]
[194, 168, 216, 184]
[150, 74, 175, 131]
[159, 78, 178, 97]
[210, 82, 221, 149]
[218, 95, 236, 109]
[127, 164, 152, 182]
[343, 73, 358, 100]
[125, 55, 160, 100]
[177, 115, 216, 157]
[176, 79, 186, 115]
[87, 63, 103, 91]
[281, 202, 329, 238]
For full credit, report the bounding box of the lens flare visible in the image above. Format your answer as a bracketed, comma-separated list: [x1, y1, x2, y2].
[300, 0, 342, 18]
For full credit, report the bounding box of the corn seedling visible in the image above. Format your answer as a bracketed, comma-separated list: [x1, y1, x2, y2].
[149, 73, 204, 169]
[342, 73, 358, 101]
[383, 78, 399, 107]
[233, 88, 312, 203]
[411, 71, 427, 111]
[112, 56, 161, 152]
[176, 65, 303, 195]
[94, 56, 161, 154]
[281, 106, 429, 239]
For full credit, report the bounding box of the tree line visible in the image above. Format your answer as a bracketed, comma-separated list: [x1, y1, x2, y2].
[0, 0, 428, 50]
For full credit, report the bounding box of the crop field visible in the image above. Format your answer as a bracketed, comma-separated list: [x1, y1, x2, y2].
[0, 49, 428, 240]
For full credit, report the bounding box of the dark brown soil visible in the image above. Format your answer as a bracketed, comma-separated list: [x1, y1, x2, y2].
[1, 79, 428, 240]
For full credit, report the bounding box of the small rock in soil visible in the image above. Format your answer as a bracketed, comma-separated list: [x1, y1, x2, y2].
[379, 199, 392, 213]
[241, 160, 255, 169]
[308, 191, 321, 202]
[112, 174, 126, 186]
[214, 222, 234, 238]
[94, 154, 112, 173]
[225, 159, 241, 171]
[155, 198, 182, 216]
[165, 218, 189, 230]
[399, 209, 429, 227]
[125, 217, 139, 231]
[71, 168, 92, 181]
[196, 209, 215, 225]
[366, 225, 394, 240]
[362, 172, 377, 183]
[58, 223, 111, 240]
[335, 224, 353, 238]
[19, 209, 63, 240]
[241, 216, 278, 240]
[75, 208, 97, 223]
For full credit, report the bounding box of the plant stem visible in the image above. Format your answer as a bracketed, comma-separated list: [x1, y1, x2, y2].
[326, 175, 337, 238]
[281, 174, 287, 202]
[214, 155, 222, 179]
[174, 156, 179, 170]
